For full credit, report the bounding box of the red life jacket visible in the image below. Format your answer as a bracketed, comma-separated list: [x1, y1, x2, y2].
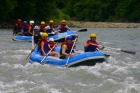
[60, 24, 66, 29]
[22, 24, 29, 33]
[39, 39, 50, 54]
[86, 40, 98, 45]
[59, 24, 67, 33]
[85, 40, 98, 52]
[61, 41, 74, 54]
[48, 42, 55, 51]
[40, 25, 46, 32]
[14, 24, 22, 33]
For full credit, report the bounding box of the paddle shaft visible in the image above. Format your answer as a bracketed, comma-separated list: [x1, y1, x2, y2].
[90, 43, 136, 55]
[48, 29, 87, 36]
[66, 38, 77, 66]
[77, 29, 87, 32]
[40, 43, 58, 63]
[26, 42, 39, 59]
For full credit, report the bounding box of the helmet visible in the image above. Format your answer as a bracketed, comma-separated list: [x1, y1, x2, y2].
[66, 35, 73, 41]
[41, 21, 45, 25]
[49, 20, 54, 23]
[90, 34, 96, 38]
[49, 38, 54, 42]
[41, 33, 48, 38]
[34, 26, 39, 30]
[17, 19, 22, 22]
[61, 20, 66, 23]
[23, 21, 27, 24]
[29, 20, 34, 24]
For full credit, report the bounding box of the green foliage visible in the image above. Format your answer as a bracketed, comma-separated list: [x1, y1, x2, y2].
[0, 0, 140, 23]
[0, 0, 17, 22]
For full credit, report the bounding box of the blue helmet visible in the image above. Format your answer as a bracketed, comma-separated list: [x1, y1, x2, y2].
[23, 21, 27, 24]
[34, 26, 39, 30]
[66, 36, 73, 41]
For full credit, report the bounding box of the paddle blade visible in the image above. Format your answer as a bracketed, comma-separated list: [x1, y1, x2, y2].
[77, 29, 87, 32]
[121, 50, 136, 55]
[48, 33, 55, 36]
[104, 54, 110, 58]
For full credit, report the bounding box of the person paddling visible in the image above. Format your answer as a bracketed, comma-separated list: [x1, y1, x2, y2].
[13, 19, 22, 35]
[22, 21, 29, 36]
[60, 36, 77, 59]
[84, 34, 104, 52]
[39, 21, 46, 32]
[45, 20, 55, 34]
[33, 26, 41, 44]
[28, 20, 35, 36]
[39, 33, 59, 57]
[48, 38, 59, 57]
[56, 20, 70, 34]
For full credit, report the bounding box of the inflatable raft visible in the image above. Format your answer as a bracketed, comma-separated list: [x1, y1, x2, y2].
[13, 35, 32, 41]
[29, 47, 106, 67]
[13, 31, 77, 42]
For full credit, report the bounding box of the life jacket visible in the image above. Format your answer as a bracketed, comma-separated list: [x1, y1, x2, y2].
[40, 25, 46, 32]
[85, 40, 98, 52]
[60, 41, 74, 54]
[39, 39, 50, 54]
[14, 24, 22, 33]
[48, 42, 55, 51]
[22, 24, 29, 33]
[59, 24, 67, 33]
[34, 34, 41, 44]
[46, 25, 53, 33]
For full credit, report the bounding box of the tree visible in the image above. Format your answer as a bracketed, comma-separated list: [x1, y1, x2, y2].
[0, 0, 17, 22]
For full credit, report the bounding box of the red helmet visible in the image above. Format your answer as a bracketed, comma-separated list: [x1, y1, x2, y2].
[17, 19, 22, 22]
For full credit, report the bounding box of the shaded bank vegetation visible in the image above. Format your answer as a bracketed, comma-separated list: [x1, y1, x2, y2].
[0, 0, 140, 25]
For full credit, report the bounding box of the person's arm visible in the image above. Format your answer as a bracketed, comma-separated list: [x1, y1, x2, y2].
[84, 43, 89, 49]
[84, 41, 89, 49]
[74, 46, 78, 51]
[66, 25, 70, 31]
[97, 44, 104, 50]
[28, 26, 33, 35]
[62, 45, 70, 56]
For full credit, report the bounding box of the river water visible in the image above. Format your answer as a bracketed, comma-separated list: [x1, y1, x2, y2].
[0, 28, 140, 93]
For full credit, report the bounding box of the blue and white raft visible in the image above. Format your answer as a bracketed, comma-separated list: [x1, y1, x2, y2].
[29, 47, 106, 67]
[13, 31, 77, 42]
[13, 35, 32, 41]
[48, 31, 77, 42]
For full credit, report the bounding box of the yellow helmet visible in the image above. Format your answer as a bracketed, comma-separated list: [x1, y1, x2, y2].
[49, 20, 54, 23]
[41, 21, 45, 25]
[90, 34, 96, 38]
[61, 20, 66, 23]
[41, 33, 48, 38]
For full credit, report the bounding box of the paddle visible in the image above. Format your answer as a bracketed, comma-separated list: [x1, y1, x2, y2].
[105, 47, 136, 55]
[48, 29, 87, 36]
[40, 43, 58, 63]
[26, 42, 40, 59]
[91, 44, 136, 55]
[65, 37, 78, 66]
[77, 28, 87, 32]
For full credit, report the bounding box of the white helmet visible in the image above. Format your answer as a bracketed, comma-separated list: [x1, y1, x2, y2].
[29, 20, 34, 24]
[34, 26, 39, 30]
[49, 38, 54, 42]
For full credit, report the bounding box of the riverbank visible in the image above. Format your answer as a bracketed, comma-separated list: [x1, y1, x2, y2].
[0, 21, 140, 28]
[68, 21, 140, 28]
